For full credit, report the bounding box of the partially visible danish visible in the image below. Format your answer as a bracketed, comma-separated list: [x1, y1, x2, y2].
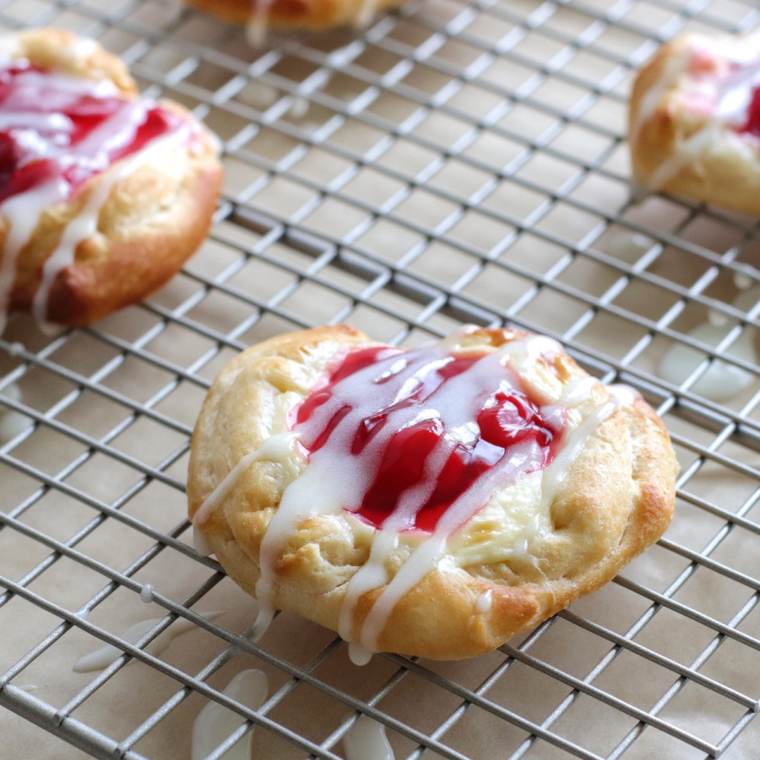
[629, 32, 760, 212]
[188, 325, 678, 660]
[0, 29, 223, 333]
[184, 0, 406, 39]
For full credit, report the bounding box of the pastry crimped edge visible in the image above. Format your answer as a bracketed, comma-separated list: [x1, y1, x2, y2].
[629, 32, 760, 214]
[184, 0, 405, 31]
[0, 29, 223, 327]
[187, 325, 678, 660]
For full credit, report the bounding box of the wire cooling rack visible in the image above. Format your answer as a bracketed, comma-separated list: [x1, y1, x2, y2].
[4, 0, 760, 757]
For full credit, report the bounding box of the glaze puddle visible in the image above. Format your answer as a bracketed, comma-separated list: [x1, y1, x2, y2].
[0, 383, 31, 443]
[192, 669, 269, 760]
[660, 320, 757, 402]
[73, 612, 222, 673]
[344, 716, 395, 760]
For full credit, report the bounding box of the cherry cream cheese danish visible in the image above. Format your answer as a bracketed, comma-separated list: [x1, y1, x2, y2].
[185, 0, 406, 42]
[188, 326, 677, 660]
[630, 32, 760, 211]
[0, 29, 222, 333]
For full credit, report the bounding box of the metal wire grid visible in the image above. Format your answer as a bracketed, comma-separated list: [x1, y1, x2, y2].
[2, 0, 760, 757]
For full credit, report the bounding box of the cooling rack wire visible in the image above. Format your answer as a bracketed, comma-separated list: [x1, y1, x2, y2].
[3, 0, 760, 757]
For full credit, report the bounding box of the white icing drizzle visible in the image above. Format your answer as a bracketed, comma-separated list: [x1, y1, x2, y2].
[192, 433, 301, 642]
[193, 526, 214, 557]
[251, 605, 276, 643]
[289, 97, 310, 120]
[193, 433, 299, 529]
[71, 98, 149, 159]
[539, 380, 637, 512]
[344, 716, 395, 760]
[8, 69, 120, 99]
[355, 0, 379, 27]
[476, 589, 493, 613]
[31, 124, 191, 332]
[140, 584, 154, 604]
[0, 36, 21, 59]
[348, 642, 374, 666]
[339, 530, 396, 643]
[247, 0, 275, 48]
[191, 669, 269, 760]
[0, 409, 32, 442]
[734, 271, 753, 290]
[196, 335, 641, 655]
[361, 536, 446, 652]
[64, 37, 99, 60]
[73, 611, 221, 672]
[0, 112, 74, 131]
[607, 384, 641, 407]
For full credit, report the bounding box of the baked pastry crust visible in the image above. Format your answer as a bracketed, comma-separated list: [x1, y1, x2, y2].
[629, 32, 760, 213]
[188, 325, 678, 660]
[0, 29, 223, 328]
[184, 0, 406, 32]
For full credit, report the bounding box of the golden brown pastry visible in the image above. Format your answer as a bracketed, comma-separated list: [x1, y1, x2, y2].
[185, 0, 406, 37]
[188, 325, 677, 660]
[629, 31, 760, 212]
[0, 29, 223, 333]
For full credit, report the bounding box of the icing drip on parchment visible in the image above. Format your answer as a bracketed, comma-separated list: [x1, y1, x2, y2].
[0, 381, 31, 443]
[194, 335, 638, 652]
[344, 716, 395, 760]
[191, 669, 269, 760]
[73, 611, 222, 672]
[659, 284, 760, 402]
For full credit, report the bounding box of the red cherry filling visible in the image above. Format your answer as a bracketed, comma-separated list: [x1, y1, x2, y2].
[294, 345, 563, 534]
[479, 391, 555, 449]
[740, 86, 760, 138]
[0, 62, 183, 204]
